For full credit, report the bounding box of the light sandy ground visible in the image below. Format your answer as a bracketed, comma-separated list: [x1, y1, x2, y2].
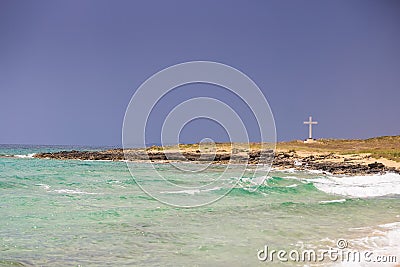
[351, 154, 400, 170]
[151, 146, 400, 171]
[288, 150, 400, 170]
[143, 140, 400, 171]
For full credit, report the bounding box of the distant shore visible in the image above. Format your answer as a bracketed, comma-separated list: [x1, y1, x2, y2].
[30, 136, 400, 176]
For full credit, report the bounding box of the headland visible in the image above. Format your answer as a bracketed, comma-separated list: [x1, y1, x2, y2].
[30, 136, 400, 176]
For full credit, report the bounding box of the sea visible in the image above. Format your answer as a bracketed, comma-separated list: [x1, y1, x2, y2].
[0, 145, 399, 266]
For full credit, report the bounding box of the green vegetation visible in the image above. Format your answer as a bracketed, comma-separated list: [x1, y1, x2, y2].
[277, 135, 400, 162]
[144, 136, 400, 162]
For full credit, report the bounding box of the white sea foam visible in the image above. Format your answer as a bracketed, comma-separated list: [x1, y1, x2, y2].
[35, 183, 51, 190]
[310, 172, 400, 198]
[161, 186, 221, 195]
[282, 168, 296, 173]
[281, 175, 306, 181]
[286, 184, 298, 188]
[14, 153, 36, 158]
[238, 176, 272, 188]
[54, 189, 99, 195]
[272, 167, 333, 176]
[281, 176, 310, 184]
[380, 222, 400, 229]
[327, 222, 400, 267]
[319, 198, 346, 204]
[248, 175, 270, 185]
[307, 169, 326, 174]
[343, 222, 400, 267]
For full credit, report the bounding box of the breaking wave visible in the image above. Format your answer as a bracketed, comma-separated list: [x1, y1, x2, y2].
[310, 172, 400, 198]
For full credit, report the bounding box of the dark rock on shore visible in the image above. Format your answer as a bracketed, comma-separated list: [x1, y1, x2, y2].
[32, 149, 400, 175]
[271, 153, 399, 175]
[34, 150, 125, 161]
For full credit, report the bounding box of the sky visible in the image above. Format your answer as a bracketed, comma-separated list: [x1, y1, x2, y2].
[1, 0, 399, 146]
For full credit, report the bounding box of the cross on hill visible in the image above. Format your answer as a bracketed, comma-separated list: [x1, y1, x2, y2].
[303, 116, 318, 142]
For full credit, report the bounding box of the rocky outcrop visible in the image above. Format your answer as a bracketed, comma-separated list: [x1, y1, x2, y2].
[34, 150, 125, 161]
[33, 148, 400, 175]
[272, 152, 398, 175]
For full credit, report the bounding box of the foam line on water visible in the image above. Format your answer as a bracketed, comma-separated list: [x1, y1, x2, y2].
[348, 222, 400, 255]
[319, 199, 346, 204]
[240, 175, 270, 185]
[309, 172, 400, 198]
[160, 186, 222, 195]
[35, 183, 51, 190]
[53, 189, 99, 195]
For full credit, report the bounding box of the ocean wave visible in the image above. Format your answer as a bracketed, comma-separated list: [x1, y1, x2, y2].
[322, 222, 400, 267]
[35, 183, 51, 190]
[346, 222, 400, 259]
[53, 189, 99, 195]
[307, 169, 327, 174]
[240, 175, 270, 186]
[281, 176, 309, 183]
[271, 168, 333, 178]
[160, 186, 222, 195]
[319, 198, 346, 204]
[309, 172, 400, 198]
[272, 167, 296, 173]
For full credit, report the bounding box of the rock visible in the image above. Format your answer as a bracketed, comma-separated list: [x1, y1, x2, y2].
[32, 148, 400, 176]
[368, 162, 384, 169]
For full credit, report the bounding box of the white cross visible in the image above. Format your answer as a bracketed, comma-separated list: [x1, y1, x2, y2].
[303, 116, 318, 139]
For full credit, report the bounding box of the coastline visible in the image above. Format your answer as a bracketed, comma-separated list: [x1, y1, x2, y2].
[28, 136, 400, 176]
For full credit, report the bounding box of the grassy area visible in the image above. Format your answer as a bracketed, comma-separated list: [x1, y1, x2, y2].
[277, 135, 400, 162]
[145, 136, 400, 162]
[147, 142, 268, 152]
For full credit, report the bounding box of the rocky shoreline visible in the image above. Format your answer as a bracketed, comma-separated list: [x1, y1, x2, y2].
[31, 148, 400, 175]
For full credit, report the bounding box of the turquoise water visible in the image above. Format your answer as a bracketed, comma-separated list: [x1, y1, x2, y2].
[0, 146, 399, 266]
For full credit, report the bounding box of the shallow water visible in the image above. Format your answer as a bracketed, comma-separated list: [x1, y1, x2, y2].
[0, 145, 399, 266]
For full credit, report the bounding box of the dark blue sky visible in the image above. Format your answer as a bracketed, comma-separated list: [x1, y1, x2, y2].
[1, 0, 399, 146]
